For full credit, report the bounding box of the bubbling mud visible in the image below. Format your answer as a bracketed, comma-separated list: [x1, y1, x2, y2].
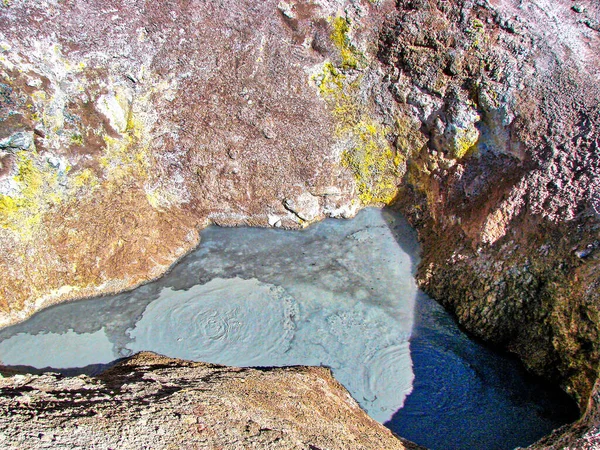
[0, 208, 577, 449]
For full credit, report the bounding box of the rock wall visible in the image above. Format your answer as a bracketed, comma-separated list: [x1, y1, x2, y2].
[0, 352, 421, 449]
[0, 0, 401, 327]
[378, 0, 600, 404]
[375, 0, 600, 445]
[1, 0, 599, 447]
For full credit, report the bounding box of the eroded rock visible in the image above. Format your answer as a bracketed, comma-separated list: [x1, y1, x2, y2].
[0, 0, 401, 326]
[0, 0, 599, 447]
[377, 0, 600, 445]
[0, 352, 421, 450]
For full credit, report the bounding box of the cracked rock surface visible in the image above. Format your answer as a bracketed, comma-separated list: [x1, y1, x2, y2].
[1, 0, 600, 448]
[0, 352, 420, 450]
[376, 1, 600, 447]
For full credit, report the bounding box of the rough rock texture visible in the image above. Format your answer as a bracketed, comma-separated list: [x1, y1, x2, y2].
[0, 352, 421, 449]
[0, 0, 401, 326]
[1, 0, 600, 448]
[376, 0, 600, 446]
[525, 377, 600, 450]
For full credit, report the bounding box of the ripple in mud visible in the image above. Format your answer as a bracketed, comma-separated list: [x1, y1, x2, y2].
[124, 276, 415, 423]
[0, 208, 418, 423]
[127, 279, 298, 366]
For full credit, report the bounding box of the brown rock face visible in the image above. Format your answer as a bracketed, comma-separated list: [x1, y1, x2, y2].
[0, 352, 421, 449]
[0, 0, 400, 326]
[1, 0, 600, 447]
[376, 0, 600, 445]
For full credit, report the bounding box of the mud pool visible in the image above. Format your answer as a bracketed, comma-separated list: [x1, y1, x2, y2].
[0, 208, 577, 449]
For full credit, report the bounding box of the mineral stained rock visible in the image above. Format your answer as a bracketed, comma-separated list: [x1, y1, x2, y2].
[0, 352, 421, 449]
[376, 0, 600, 446]
[0, 0, 400, 327]
[1, 0, 600, 448]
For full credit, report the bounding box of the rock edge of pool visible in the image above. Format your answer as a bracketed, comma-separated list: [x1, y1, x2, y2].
[0, 209, 579, 450]
[0, 351, 424, 450]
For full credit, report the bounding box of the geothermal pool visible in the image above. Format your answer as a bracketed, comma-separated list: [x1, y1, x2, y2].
[0, 208, 576, 449]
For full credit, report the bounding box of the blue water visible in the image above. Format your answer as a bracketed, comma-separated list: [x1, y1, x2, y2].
[0, 208, 577, 449]
[387, 290, 577, 450]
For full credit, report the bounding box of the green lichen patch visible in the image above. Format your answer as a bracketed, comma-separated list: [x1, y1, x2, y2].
[313, 59, 400, 205]
[449, 125, 479, 159]
[465, 17, 490, 52]
[0, 151, 66, 236]
[100, 131, 150, 184]
[96, 89, 151, 186]
[71, 168, 99, 190]
[330, 16, 364, 70]
[0, 76, 153, 238]
[395, 112, 428, 158]
[340, 119, 400, 204]
[70, 133, 84, 146]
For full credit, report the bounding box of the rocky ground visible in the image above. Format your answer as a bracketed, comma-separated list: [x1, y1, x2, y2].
[384, 0, 600, 401]
[0, 0, 599, 448]
[0, 352, 421, 449]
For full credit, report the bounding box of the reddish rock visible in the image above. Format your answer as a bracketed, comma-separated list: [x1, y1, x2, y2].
[1, 0, 600, 447]
[0, 0, 398, 325]
[377, 0, 600, 445]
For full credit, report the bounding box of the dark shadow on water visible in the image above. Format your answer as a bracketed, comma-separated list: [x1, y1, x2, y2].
[383, 289, 579, 450]
[380, 207, 421, 275]
[0, 207, 580, 450]
[380, 207, 578, 449]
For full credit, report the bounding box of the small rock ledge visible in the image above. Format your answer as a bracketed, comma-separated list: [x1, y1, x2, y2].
[0, 352, 422, 450]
